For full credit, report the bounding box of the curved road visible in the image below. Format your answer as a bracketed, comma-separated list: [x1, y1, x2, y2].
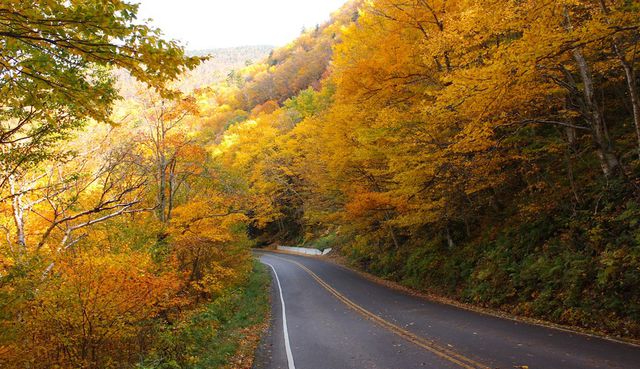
[253, 251, 640, 369]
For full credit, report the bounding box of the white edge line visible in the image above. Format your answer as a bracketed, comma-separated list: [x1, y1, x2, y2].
[263, 262, 296, 369]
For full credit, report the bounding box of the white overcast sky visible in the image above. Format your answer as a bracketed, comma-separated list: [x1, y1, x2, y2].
[135, 0, 348, 49]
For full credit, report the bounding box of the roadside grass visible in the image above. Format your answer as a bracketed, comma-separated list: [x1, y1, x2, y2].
[139, 261, 270, 369]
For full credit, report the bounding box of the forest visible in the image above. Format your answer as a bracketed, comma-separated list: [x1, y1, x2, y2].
[1, 0, 640, 368]
[209, 0, 640, 339]
[0, 1, 265, 368]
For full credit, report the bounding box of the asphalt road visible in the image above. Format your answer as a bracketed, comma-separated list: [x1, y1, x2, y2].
[253, 251, 640, 369]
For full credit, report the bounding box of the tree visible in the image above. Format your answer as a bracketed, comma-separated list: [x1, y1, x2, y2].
[0, 2, 261, 368]
[10, 251, 182, 368]
[127, 91, 201, 224]
[2, 126, 151, 271]
[0, 0, 201, 185]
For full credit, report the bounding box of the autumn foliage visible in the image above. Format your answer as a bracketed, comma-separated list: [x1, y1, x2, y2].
[209, 0, 640, 337]
[3, 0, 640, 366]
[0, 1, 254, 368]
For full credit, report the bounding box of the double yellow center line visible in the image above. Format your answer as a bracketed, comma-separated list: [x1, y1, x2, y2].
[267, 254, 491, 369]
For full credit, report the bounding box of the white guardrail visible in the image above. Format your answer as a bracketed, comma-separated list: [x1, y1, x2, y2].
[277, 246, 332, 256]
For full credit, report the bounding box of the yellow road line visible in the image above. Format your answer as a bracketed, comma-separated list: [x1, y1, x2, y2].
[266, 254, 492, 369]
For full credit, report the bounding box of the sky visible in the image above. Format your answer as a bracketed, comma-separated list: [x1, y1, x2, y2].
[135, 0, 348, 50]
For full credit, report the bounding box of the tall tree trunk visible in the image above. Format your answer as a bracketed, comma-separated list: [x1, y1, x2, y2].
[445, 225, 455, 249]
[167, 158, 176, 223]
[566, 125, 577, 149]
[157, 156, 167, 223]
[564, 6, 619, 177]
[616, 47, 640, 159]
[598, 0, 640, 159]
[387, 222, 401, 250]
[572, 48, 620, 177]
[9, 175, 26, 251]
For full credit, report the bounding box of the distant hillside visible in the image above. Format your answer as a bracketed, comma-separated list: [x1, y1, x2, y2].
[184, 0, 362, 136]
[230, 1, 362, 108]
[180, 46, 273, 91]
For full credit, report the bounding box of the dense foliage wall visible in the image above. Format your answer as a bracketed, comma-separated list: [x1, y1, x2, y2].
[0, 2, 257, 367]
[211, 0, 640, 338]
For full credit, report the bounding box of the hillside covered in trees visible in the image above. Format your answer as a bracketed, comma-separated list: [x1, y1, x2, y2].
[181, 46, 274, 92]
[0, 2, 266, 368]
[206, 0, 640, 339]
[2, 0, 640, 368]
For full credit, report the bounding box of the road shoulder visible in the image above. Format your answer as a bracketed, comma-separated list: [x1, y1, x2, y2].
[252, 261, 288, 369]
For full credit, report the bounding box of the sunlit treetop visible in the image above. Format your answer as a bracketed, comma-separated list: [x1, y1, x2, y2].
[0, 0, 202, 175]
[0, 0, 201, 117]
